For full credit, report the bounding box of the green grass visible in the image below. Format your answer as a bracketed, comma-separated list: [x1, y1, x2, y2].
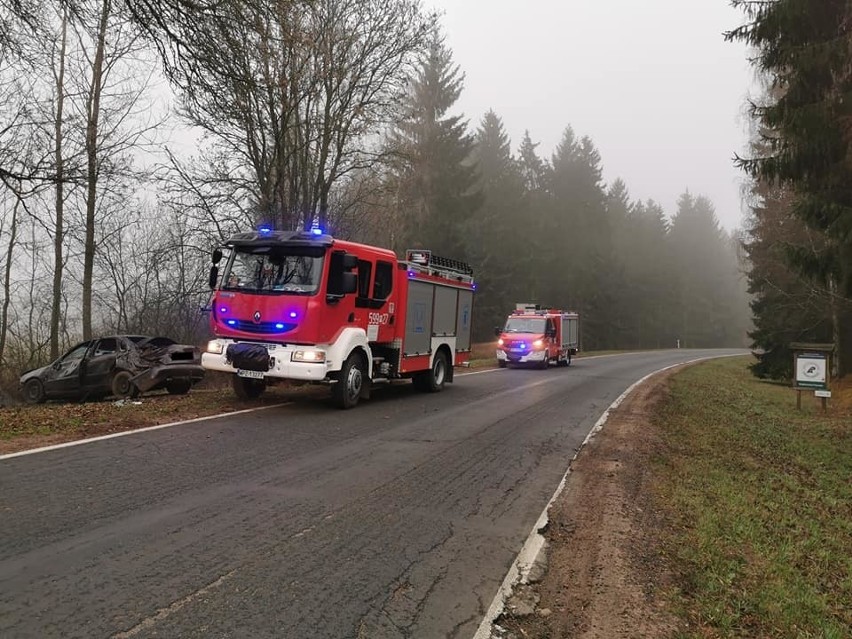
[653, 357, 851, 638]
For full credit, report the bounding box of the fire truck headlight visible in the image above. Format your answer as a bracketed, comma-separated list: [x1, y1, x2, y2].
[533, 339, 544, 349]
[497, 338, 504, 346]
[207, 340, 225, 355]
[292, 350, 326, 363]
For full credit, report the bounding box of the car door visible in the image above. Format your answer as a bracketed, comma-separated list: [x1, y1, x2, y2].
[44, 342, 91, 397]
[81, 337, 118, 392]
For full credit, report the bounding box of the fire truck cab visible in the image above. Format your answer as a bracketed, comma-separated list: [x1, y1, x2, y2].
[495, 304, 579, 368]
[202, 229, 475, 408]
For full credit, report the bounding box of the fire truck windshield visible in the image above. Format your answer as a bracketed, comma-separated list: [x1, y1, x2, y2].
[222, 248, 323, 295]
[503, 317, 546, 333]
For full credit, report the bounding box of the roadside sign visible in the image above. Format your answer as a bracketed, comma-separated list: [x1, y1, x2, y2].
[814, 390, 832, 399]
[794, 352, 828, 390]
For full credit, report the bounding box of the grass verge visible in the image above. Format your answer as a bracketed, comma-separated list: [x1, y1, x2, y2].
[653, 357, 851, 638]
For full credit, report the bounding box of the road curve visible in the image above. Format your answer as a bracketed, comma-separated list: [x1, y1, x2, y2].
[0, 349, 744, 639]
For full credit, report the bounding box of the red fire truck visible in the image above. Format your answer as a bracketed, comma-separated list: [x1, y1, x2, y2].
[201, 229, 475, 408]
[495, 304, 579, 368]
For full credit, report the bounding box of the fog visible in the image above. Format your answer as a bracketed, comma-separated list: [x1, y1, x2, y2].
[428, 0, 754, 231]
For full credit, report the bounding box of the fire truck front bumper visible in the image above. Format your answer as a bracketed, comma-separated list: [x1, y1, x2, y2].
[202, 340, 329, 382]
[496, 348, 547, 364]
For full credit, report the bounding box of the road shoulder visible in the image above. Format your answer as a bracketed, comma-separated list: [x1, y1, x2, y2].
[495, 366, 683, 638]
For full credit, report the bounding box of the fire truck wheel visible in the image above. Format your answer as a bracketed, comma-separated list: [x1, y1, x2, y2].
[333, 353, 365, 409]
[416, 351, 448, 392]
[232, 376, 265, 400]
[111, 371, 139, 398]
[497, 360, 507, 368]
[538, 356, 549, 370]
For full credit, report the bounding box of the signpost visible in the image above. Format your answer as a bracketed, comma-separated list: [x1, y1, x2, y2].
[791, 343, 834, 411]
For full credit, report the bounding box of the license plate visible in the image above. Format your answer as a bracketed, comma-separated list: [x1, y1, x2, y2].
[237, 369, 264, 379]
[509, 348, 524, 353]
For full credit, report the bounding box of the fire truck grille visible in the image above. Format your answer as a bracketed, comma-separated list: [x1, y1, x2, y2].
[226, 320, 297, 334]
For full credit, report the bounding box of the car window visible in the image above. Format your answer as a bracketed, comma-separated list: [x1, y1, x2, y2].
[94, 338, 117, 356]
[62, 344, 90, 362]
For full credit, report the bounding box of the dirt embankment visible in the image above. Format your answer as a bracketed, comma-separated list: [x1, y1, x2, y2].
[496, 367, 683, 639]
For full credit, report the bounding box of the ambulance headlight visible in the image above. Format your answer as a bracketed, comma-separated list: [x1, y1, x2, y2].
[292, 350, 326, 363]
[207, 340, 224, 355]
[533, 339, 544, 349]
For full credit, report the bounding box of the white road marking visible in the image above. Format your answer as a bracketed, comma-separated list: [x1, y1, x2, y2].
[0, 402, 289, 461]
[111, 569, 238, 638]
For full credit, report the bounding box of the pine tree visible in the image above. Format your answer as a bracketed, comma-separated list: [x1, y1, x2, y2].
[549, 128, 613, 349]
[514, 131, 552, 304]
[670, 193, 746, 348]
[469, 110, 525, 339]
[729, 0, 852, 373]
[388, 31, 481, 260]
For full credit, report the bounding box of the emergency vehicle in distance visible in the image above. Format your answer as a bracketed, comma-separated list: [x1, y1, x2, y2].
[201, 227, 475, 408]
[495, 304, 579, 368]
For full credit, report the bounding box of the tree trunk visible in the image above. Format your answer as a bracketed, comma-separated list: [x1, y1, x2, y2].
[0, 201, 20, 365]
[82, 0, 110, 340]
[830, 275, 841, 378]
[50, 12, 68, 358]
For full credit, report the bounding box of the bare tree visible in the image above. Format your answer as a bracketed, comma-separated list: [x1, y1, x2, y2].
[172, 0, 430, 232]
[61, 0, 164, 339]
[50, 10, 69, 358]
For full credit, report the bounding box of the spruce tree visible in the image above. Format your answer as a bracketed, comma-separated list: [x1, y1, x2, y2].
[729, 0, 852, 373]
[388, 31, 481, 260]
[470, 110, 525, 338]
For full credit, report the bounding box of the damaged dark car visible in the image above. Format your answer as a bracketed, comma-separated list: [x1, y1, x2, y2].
[19, 335, 205, 404]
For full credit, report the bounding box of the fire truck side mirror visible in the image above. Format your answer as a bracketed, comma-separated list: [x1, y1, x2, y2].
[494, 326, 501, 337]
[327, 251, 359, 298]
[212, 248, 223, 265]
[208, 265, 219, 290]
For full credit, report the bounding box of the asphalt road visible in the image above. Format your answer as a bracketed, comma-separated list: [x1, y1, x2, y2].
[0, 349, 744, 639]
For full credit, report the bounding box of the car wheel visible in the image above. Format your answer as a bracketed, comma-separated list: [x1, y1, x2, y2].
[332, 352, 366, 409]
[23, 378, 46, 404]
[111, 371, 138, 398]
[232, 376, 265, 400]
[166, 379, 192, 395]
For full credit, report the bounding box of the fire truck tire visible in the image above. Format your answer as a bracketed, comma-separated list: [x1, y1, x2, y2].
[538, 356, 549, 370]
[333, 353, 366, 409]
[497, 360, 507, 368]
[415, 351, 448, 392]
[232, 376, 265, 400]
[111, 371, 139, 398]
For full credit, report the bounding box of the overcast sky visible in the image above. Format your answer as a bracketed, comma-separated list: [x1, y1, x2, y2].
[426, 0, 756, 231]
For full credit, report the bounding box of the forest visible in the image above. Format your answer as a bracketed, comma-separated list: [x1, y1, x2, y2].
[5, 0, 814, 402]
